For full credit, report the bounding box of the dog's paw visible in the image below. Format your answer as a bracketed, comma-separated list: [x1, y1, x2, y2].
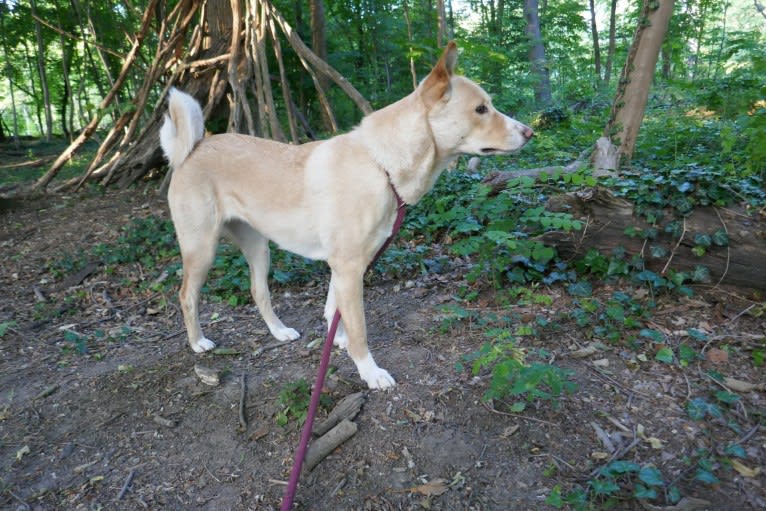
[364, 367, 396, 389]
[192, 337, 216, 353]
[272, 326, 300, 342]
[356, 355, 396, 389]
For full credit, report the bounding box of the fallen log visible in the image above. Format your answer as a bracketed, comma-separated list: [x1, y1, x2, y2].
[538, 187, 766, 291]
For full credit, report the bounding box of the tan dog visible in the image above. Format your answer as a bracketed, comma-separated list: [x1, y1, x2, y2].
[160, 42, 533, 389]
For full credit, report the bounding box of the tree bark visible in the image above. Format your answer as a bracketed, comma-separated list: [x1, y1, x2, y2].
[539, 188, 766, 292]
[596, 0, 674, 170]
[523, 0, 553, 107]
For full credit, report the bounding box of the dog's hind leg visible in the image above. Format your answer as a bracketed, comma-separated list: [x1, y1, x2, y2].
[177, 232, 218, 353]
[225, 221, 300, 342]
[329, 264, 395, 389]
[324, 277, 349, 349]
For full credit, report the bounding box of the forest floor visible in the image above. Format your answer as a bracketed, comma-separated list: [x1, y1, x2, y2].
[1, 184, 764, 511]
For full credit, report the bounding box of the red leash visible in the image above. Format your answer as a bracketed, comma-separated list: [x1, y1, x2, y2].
[281, 185, 406, 510]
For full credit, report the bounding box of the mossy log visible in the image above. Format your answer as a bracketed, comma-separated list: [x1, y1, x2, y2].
[537, 188, 766, 292]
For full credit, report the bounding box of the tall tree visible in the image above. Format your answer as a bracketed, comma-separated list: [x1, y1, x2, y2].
[588, 0, 601, 82]
[603, 0, 617, 84]
[523, 0, 552, 106]
[595, 0, 675, 170]
[30, 0, 52, 142]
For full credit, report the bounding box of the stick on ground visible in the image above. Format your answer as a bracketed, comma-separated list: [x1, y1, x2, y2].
[304, 419, 358, 472]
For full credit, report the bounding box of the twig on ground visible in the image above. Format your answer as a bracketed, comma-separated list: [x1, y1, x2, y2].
[238, 373, 248, 432]
[7, 489, 31, 511]
[480, 401, 558, 427]
[734, 423, 760, 446]
[116, 469, 135, 501]
[252, 337, 299, 357]
[661, 218, 687, 275]
[586, 365, 651, 400]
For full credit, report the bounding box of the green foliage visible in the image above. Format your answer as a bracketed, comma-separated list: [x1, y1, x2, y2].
[459, 327, 577, 410]
[0, 321, 17, 338]
[274, 379, 332, 427]
[275, 379, 311, 427]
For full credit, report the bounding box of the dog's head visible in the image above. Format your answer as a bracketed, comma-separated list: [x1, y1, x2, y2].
[418, 42, 534, 157]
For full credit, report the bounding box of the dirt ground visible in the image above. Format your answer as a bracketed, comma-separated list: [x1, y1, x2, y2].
[1, 186, 764, 511]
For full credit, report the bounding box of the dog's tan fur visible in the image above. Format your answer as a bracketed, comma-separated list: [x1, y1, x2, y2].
[160, 42, 533, 389]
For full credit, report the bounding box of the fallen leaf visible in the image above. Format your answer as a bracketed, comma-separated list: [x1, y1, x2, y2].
[647, 437, 663, 449]
[570, 343, 599, 359]
[705, 348, 728, 364]
[592, 358, 610, 367]
[410, 479, 449, 497]
[730, 459, 761, 478]
[723, 377, 762, 393]
[16, 445, 30, 461]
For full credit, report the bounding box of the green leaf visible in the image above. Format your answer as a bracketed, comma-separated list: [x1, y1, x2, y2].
[725, 443, 747, 458]
[0, 321, 16, 337]
[546, 486, 563, 508]
[510, 401, 526, 412]
[695, 468, 720, 485]
[640, 328, 665, 343]
[712, 229, 729, 246]
[715, 390, 740, 405]
[567, 281, 592, 297]
[634, 484, 658, 499]
[655, 347, 674, 363]
[602, 460, 640, 476]
[639, 466, 664, 486]
[678, 344, 698, 367]
[649, 245, 668, 258]
[692, 245, 707, 257]
[589, 478, 620, 496]
[687, 328, 709, 341]
[694, 233, 712, 247]
[687, 398, 708, 420]
[692, 265, 711, 282]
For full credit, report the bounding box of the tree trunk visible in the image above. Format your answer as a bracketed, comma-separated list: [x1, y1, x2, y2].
[436, 0, 449, 47]
[523, 0, 553, 107]
[0, 7, 20, 148]
[403, 0, 418, 90]
[588, 0, 602, 83]
[311, 0, 333, 132]
[539, 188, 766, 292]
[603, 0, 617, 84]
[596, 0, 674, 171]
[30, 0, 53, 142]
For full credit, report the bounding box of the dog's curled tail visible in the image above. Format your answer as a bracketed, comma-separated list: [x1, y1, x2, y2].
[159, 88, 205, 170]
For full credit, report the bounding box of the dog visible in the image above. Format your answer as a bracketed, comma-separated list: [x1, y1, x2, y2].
[159, 42, 533, 389]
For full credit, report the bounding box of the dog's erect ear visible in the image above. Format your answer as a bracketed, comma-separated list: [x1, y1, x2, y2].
[420, 41, 458, 107]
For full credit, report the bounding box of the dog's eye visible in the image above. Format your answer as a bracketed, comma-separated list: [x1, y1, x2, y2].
[475, 104, 488, 115]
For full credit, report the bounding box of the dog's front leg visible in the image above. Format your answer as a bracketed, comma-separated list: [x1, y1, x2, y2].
[329, 266, 395, 389]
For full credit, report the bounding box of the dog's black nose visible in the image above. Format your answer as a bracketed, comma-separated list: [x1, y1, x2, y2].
[523, 127, 534, 139]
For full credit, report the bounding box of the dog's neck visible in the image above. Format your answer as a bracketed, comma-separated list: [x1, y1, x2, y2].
[355, 94, 453, 205]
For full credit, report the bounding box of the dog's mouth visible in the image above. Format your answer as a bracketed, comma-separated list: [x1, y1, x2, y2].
[480, 147, 515, 155]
